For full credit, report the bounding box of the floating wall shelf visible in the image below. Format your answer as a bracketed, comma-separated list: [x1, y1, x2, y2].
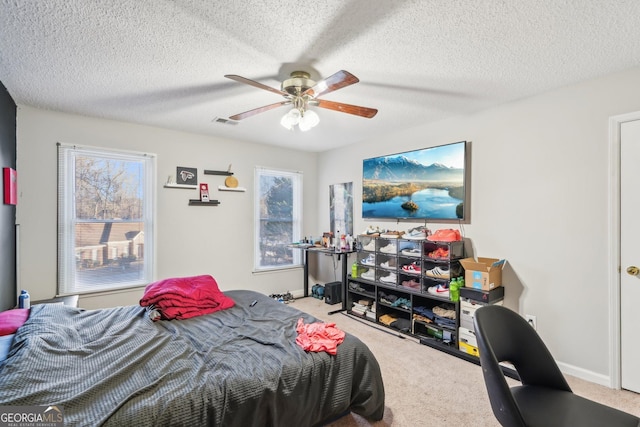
[218, 186, 246, 192]
[188, 199, 220, 206]
[204, 170, 233, 176]
[164, 183, 198, 189]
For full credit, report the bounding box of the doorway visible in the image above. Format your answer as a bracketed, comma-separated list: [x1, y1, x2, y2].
[610, 111, 640, 393]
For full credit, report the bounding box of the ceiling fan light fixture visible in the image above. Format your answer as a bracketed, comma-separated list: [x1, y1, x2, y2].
[280, 108, 301, 130]
[298, 110, 320, 132]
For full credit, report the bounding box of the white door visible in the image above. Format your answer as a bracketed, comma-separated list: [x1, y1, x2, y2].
[620, 118, 640, 393]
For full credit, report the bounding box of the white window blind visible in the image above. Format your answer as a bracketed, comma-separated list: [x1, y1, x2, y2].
[57, 143, 156, 294]
[254, 167, 302, 271]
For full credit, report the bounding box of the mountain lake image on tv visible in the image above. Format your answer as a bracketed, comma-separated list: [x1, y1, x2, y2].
[362, 141, 467, 220]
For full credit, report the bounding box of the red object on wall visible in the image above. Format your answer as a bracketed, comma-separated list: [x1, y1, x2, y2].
[200, 183, 209, 202]
[3, 167, 17, 205]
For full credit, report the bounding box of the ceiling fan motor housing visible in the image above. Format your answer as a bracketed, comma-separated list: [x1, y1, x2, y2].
[281, 71, 316, 95]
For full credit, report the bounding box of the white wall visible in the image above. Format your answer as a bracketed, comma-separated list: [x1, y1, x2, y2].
[16, 107, 318, 308]
[15, 65, 640, 386]
[317, 66, 640, 386]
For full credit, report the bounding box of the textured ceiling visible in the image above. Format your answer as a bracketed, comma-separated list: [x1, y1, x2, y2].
[2, 0, 640, 152]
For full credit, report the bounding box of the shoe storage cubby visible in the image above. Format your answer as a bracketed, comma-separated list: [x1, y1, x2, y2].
[348, 280, 376, 299]
[347, 235, 467, 353]
[412, 294, 457, 346]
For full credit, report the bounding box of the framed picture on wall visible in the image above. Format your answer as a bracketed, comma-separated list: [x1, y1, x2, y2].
[330, 182, 353, 238]
[176, 166, 197, 186]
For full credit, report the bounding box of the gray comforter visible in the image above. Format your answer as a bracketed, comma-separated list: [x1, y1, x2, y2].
[0, 290, 385, 426]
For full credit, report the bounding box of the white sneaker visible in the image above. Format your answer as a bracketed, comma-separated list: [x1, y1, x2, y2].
[425, 266, 450, 279]
[361, 269, 375, 281]
[380, 272, 397, 284]
[361, 226, 383, 236]
[363, 240, 376, 251]
[401, 248, 421, 257]
[380, 260, 396, 269]
[361, 254, 376, 266]
[379, 243, 397, 254]
[427, 284, 450, 297]
[404, 226, 430, 240]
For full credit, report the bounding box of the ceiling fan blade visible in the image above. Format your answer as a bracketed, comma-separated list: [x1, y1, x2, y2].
[229, 100, 291, 120]
[224, 75, 288, 97]
[302, 70, 359, 98]
[314, 99, 378, 118]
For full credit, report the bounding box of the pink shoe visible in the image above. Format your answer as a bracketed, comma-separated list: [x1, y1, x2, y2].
[427, 229, 461, 242]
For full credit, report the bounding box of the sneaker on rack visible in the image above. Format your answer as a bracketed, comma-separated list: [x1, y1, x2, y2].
[363, 240, 377, 251]
[403, 226, 430, 240]
[361, 226, 383, 237]
[380, 272, 397, 284]
[401, 279, 421, 289]
[380, 260, 396, 269]
[427, 228, 462, 242]
[401, 262, 421, 274]
[360, 269, 375, 281]
[361, 254, 376, 266]
[424, 266, 451, 279]
[401, 247, 421, 257]
[379, 243, 397, 254]
[427, 284, 450, 297]
[427, 247, 450, 259]
[381, 230, 404, 238]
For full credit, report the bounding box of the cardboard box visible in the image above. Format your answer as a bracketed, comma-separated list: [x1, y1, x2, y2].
[460, 257, 506, 291]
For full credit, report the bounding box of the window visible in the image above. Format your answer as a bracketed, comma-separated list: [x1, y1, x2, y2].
[254, 167, 302, 271]
[57, 144, 155, 294]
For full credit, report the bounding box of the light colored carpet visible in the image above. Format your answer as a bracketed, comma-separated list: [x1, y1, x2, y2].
[289, 297, 640, 426]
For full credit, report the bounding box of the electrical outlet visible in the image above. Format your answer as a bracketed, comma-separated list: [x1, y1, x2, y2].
[526, 314, 537, 330]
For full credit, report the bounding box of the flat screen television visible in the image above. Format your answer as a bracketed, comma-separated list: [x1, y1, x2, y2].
[362, 141, 468, 221]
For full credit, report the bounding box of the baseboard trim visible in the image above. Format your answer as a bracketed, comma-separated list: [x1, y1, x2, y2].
[557, 361, 613, 388]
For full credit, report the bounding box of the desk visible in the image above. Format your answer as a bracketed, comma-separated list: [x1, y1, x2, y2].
[290, 245, 354, 314]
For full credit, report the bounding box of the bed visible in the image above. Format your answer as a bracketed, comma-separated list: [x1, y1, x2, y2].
[0, 289, 385, 426]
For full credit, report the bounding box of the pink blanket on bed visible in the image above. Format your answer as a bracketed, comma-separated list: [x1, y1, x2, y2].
[140, 275, 235, 320]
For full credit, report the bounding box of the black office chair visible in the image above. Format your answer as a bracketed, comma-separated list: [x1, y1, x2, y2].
[473, 304, 640, 427]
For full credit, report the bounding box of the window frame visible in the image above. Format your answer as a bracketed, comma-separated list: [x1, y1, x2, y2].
[253, 166, 302, 272]
[57, 143, 156, 295]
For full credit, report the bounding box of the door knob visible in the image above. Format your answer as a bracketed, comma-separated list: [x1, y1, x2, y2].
[626, 266, 639, 276]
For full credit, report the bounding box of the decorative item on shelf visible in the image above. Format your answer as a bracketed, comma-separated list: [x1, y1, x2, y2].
[176, 166, 197, 185]
[216, 164, 247, 192]
[164, 168, 197, 189]
[200, 183, 209, 202]
[224, 175, 238, 188]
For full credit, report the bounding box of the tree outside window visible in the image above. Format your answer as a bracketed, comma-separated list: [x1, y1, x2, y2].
[58, 144, 155, 294]
[254, 168, 302, 271]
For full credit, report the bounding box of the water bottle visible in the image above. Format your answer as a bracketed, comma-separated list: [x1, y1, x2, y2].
[352, 262, 359, 278]
[18, 289, 30, 309]
[449, 278, 460, 302]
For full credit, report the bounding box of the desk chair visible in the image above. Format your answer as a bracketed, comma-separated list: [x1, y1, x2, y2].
[473, 304, 640, 427]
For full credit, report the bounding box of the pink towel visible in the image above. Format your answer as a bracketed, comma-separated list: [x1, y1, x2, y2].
[295, 318, 345, 355]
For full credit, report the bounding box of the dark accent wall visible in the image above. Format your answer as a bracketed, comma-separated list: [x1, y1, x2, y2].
[0, 81, 17, 311]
